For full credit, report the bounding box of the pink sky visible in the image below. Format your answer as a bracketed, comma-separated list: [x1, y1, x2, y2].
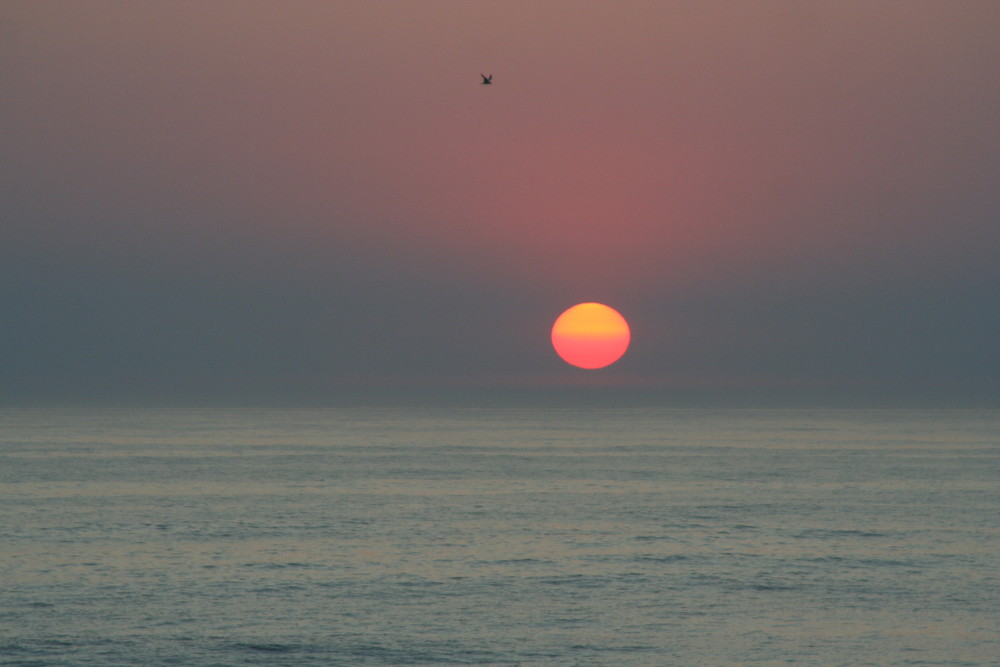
[2, 2, 998, 404]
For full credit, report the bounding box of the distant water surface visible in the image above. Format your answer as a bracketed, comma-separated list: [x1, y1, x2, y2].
[1, 408, 998, 666]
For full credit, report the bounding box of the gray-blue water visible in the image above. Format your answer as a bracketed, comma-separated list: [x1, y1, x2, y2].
[2, 408, 998, 666]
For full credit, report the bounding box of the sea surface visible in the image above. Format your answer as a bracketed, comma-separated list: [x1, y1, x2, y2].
[1, 407, 998, 666]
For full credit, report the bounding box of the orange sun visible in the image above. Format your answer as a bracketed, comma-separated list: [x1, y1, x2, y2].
[551, 303, 631, 369]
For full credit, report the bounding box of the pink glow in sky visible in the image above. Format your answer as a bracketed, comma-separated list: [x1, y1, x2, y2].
[2, 1, 998, 404]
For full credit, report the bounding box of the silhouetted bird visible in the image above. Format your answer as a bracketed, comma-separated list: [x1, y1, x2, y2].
[481, 74, 493, 85]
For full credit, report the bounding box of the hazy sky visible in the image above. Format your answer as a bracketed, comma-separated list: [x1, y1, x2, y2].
[3, 1, 998, 405]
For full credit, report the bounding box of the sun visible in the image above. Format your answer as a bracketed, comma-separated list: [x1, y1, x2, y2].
[551, 303, 631, 369]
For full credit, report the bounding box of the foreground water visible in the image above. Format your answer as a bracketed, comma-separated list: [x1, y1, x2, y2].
[1, 408, 998, 666]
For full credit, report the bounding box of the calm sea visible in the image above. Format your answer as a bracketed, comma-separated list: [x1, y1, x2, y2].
[1, 408, 998, 666]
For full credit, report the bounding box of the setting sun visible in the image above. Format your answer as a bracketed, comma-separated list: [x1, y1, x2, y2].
[551, 303, 631, 369]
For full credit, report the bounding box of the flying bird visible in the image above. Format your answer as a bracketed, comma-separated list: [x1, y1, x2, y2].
[481, 74, 493, 85]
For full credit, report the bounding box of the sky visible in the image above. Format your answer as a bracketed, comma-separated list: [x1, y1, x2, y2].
[2, 1, 999, 406]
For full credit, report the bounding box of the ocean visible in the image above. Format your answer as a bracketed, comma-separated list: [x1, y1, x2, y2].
[1, 407, 998, 666]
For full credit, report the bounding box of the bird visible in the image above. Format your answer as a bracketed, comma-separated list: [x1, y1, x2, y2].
[481, 74, 493, 85]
